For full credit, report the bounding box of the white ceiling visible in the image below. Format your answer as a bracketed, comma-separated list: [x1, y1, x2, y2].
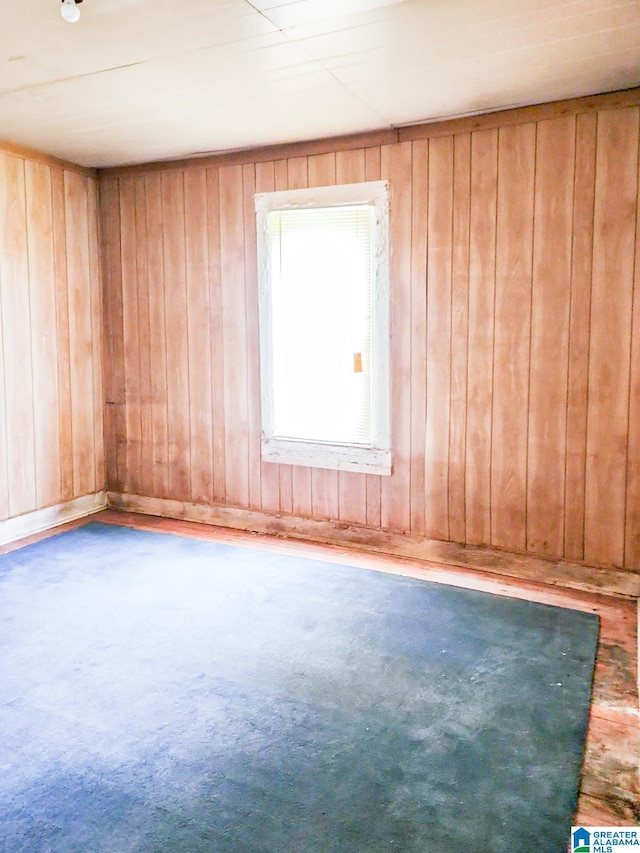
[1, 0, 639, 168]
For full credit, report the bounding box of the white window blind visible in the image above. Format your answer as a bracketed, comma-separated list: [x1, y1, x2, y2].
[268, 204, 374, 446]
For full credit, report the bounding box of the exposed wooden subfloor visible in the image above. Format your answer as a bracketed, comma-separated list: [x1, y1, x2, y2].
[3, 509, 638, 826]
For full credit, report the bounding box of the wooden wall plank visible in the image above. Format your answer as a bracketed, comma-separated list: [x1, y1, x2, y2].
[25, 160, 60, 509]
[585, 107, 639, 567]
[286, 156, 312, 519]
[87, 176, 105, 493]
[184, 169, 214, 506]
[255, 161, 281, 515]
[448, 133, 471, 544]
[161, 172, 191, 502]
[242, 163, 262, 512]
[491, 123, 536, 552]
[0, 152, 102, 527]
[98, 176, 121, 493]
[65, 171, 96, 497]
[219, 165, 249, 508]
[424, 135, 453, 540]
[336, 148, 368, 527]
[273, 159, 293, 515]
[1, 154, 36, 516]
[408, 141, 428, 536]
[133, 176, 152, 497]
[0, 158, 10, 519]
[626, 146, 640, 569]
[206, 168, 226, 504]
[527, 115, 575, 557]
[564, 113, 597, 561]
[144, 173, 169, 498]
[119, 177, 142, 495]
[465, 129, 498, 546]
[380, 142, 412, 533]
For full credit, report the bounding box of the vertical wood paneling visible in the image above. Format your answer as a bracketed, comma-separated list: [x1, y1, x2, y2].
[272, 158, 293, 514]
[626, 157, 640, 569]
[254, 160, 280, 514]
[206, 168, 226, 504]
[286, 156, 312, 519]
[381, 141, 412, 533]
[119, 177, 142, 495]
[448, 134, 471, 543]
[65, 171, 97, 497]
[87, 177, 105, 493]
[184, 169, 213, 505]
[25, 161, 61, 508]
[0, 148, 103, 526]
[409, 141, 428, 536]
[133, 176, 152, 497]
[585, 108, 639, 567]
[145, 173, 169, 498]
[162, 172, 191, 502]
[465, 129, 498, 546]
[527, 116, 575, 556]
[51, 168, 74, 502]
[99, 100, 640, 571]
[242, 163, 262, 511]
[1, 154, 37, 516]
[491, 123, 536, 551]
[219, 165, 249, 508]
[564, 113, 597, 561]
[424, 135, 453, 540]
[99, 177, 122, 493]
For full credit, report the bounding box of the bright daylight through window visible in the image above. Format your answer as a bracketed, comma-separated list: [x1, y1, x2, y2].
[255, 181, 391, 475]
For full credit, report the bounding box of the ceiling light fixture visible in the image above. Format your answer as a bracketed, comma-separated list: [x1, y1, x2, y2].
[60, 0, 82, 23]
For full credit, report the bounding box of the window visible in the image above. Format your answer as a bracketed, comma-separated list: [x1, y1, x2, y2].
[255, 180, 391, 475]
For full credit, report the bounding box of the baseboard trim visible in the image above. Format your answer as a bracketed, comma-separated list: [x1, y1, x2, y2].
[0, 492, 108, 547]
[107, 493, 640, 600]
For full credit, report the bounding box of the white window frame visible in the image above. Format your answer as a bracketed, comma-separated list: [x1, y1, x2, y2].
[255, 180, 391, 476]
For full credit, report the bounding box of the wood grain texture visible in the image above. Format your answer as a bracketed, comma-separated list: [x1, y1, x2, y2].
[585, 108, 639, 568]
[491, 123, 536, 552]
[219, 165, 249, 509]
[424, 135, 453, 540]
[98, 101, 640, 570]
[184, 169, 213, 506]
[381, 141, 412, 533]
[448, 133, 471, 544]
[409, 140, 428, 536]
[0, 150, 103, 524]
[527, 115, 575, 556]
[25, 161, 60, 509]
[564, 113, 597, 561]
[465, 129, 498, 547]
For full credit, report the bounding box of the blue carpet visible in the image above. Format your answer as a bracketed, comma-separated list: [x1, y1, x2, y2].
[0, 522, 598, 852]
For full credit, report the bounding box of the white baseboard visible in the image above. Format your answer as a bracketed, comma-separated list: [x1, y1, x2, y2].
[0, 492, 108, 547]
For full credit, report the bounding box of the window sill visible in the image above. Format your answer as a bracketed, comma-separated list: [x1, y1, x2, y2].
[261, 438, 392, 475]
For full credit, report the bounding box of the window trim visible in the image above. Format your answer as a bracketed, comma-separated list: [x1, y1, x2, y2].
[255, 180, 391, 476]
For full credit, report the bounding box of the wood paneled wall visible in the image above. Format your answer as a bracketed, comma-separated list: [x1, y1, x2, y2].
[0, 149, 104, 521]
[99, 102, 640, 571]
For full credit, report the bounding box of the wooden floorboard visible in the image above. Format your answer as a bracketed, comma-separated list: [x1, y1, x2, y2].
[3, 508, 639, 828]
